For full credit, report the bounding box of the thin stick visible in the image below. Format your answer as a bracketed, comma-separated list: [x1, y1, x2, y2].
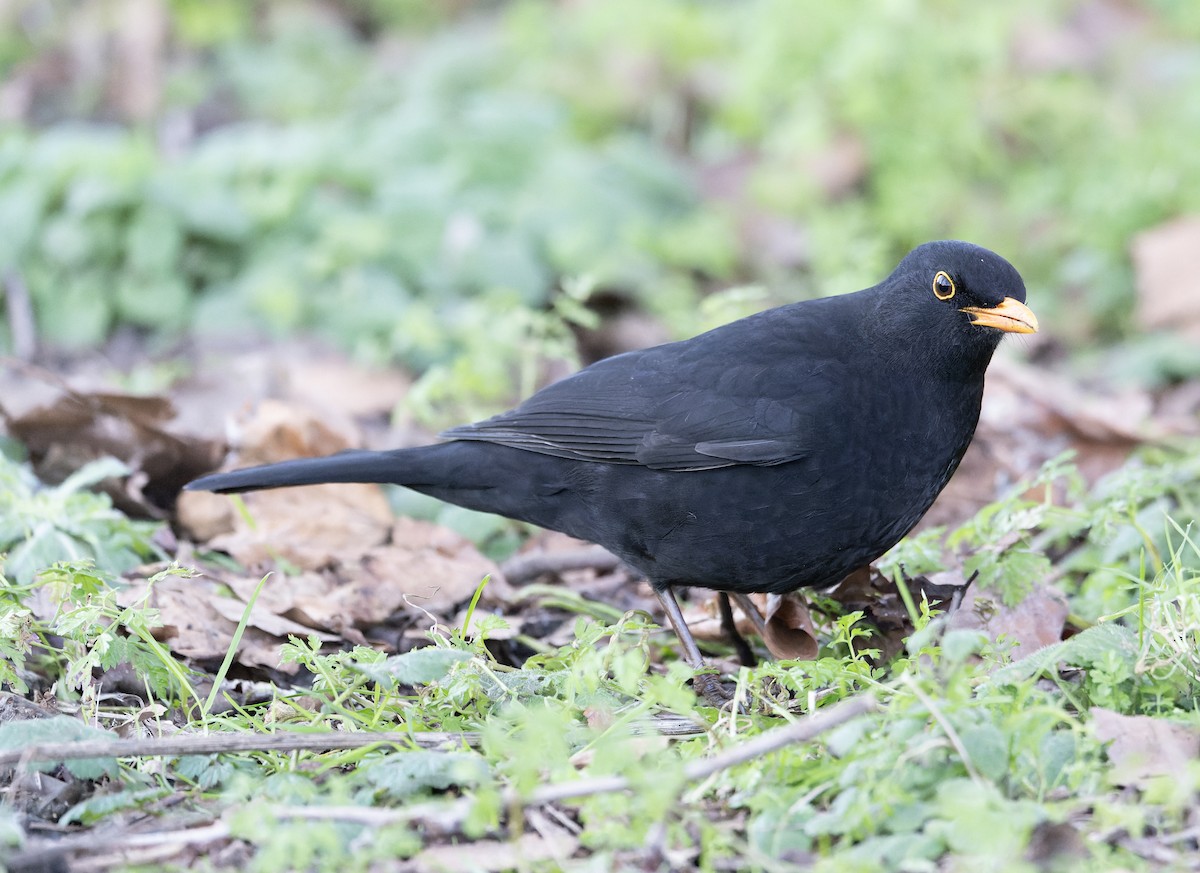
[0, 729, 478, 766]
[0, 712, 711, 767]
[8, 694, 878, 868]
[500, 545, 621, 585]
[273, 693, 877, 812]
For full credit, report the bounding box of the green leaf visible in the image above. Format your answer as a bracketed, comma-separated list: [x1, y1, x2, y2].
[362, 750, 488, 799]
[114, 276, 192, 330]
[57, 457, 130, 495]
[0, 716, 118, 778]
[356, 647, 474, 688]
[60, 786, 172, 826]
[124, 205, 183, 275]
[959, 724, 1010, 782]
[986, 622, 1138, 688]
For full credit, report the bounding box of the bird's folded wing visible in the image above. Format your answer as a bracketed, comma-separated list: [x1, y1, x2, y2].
[439, 363, 811, 472]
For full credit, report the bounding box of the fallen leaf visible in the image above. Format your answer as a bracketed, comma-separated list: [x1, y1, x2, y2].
[230, 398, 360, 466]
[762, 594, 818, 660]
[0, 692, 59, 724]
[1091, 707, 1200, 786]
[0, 366, 224, 516]
[199, 483, 393, 571]
[207, 593, 336, 642]
[921, 354, 1189, 530]
[412, 829, 578, 873]
[949, 586, 1069, 659]
[117, 571, 335, 674]
[1133, 215, 1200, 339]
[117, 574, 238, 661]
[286, 519, 502, 633]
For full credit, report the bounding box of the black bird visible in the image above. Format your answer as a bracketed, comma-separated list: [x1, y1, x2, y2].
[187, 240, 1037, 696]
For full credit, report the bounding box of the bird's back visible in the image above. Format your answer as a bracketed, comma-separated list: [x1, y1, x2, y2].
[425, 291, 987, 594]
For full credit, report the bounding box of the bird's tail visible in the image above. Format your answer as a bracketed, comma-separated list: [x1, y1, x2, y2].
[185, 449, 422, 495]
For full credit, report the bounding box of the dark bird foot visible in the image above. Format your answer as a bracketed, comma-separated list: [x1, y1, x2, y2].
[691, 672, 736, 708]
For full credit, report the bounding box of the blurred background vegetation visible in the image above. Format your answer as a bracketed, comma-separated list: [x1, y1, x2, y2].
[3, 0, 1200, 407]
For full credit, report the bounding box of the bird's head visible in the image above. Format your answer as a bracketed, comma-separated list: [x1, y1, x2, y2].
[885, 240, 1038, 369]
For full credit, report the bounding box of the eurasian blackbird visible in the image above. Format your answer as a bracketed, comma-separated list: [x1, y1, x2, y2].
[187, 240, 1037, 695]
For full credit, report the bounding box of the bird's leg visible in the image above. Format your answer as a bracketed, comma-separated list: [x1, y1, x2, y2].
[717, 593, 757, 667]
[730, 592, 769, 639]
[653, 587, 732, 706]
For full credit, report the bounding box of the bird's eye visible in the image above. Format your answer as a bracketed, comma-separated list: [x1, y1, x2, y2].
[932, 271, 956, 300]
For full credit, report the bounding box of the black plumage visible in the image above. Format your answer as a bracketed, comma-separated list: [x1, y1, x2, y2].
[187, 240, 1037, 693]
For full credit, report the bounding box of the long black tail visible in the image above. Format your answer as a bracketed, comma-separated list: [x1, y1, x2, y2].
[188, 442, 606, 550]
[185, 449, 420, 495]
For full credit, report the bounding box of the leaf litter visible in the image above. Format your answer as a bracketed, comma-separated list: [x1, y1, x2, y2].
[2, 320, 1200, 870]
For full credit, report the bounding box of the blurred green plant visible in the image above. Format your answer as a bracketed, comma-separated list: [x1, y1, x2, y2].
[0, 455, 161, 585]
[507, 0, 1200, 342]
[0, 32, 718, 370]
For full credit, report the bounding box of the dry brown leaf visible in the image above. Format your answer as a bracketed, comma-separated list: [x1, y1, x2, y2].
[282, 357, 411, 421]
[412, 830, 578, 873]
[1133, 215, 1200, 339]
[762, 593, 818, 660]
[949, 585, 1068, 660]
[117, 572, 336, 674]
[0, 692, 59, 724]
[0, 369, 224, 515]
[1092, 707, 1200, 786]
[221, 570, 330, 618]
[199, 483, 393, 571]
[285, 519, 502, 632]
[117, 574, 235, 661]
[174, 489, 237, 542]
[232, 627, 302, 673]
[921, 353, 1186, 530]
[230, 398, 359, 466]
[178, 400, 395, 568]
[206, 594, 336, 642]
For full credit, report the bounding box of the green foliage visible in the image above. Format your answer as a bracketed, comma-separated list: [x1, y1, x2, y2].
[0, 560, 204, 717]
[361, 749, 487, 801]
[0, 455, 161, 585]
[35, 563, 201, 705]
[353, 646, 474, 688]
[2, 516, 1200, 869]
[7, 5, 1200, 868]
[0, 32, 711, 371]
[879, 446, 1200, 622]
[0, 715, 118, 779]
[507, 0, 1200, 340]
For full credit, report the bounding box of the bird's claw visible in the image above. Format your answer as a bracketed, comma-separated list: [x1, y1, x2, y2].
[691, 672, 737, 708]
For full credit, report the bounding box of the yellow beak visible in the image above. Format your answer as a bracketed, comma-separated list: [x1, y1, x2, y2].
[960, 297, 1039, 334]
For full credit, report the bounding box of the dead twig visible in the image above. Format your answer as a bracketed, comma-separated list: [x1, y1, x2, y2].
[0, 728, 479, 766]
[283, 692, 876, 817]
[1, 712, 712, 768]
[500, 545, 621, 585]
[6, 821, 231, 873]
[8, 694, 876, 869]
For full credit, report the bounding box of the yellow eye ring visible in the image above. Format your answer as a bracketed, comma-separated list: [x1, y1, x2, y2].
[932, 271, 956, 300]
